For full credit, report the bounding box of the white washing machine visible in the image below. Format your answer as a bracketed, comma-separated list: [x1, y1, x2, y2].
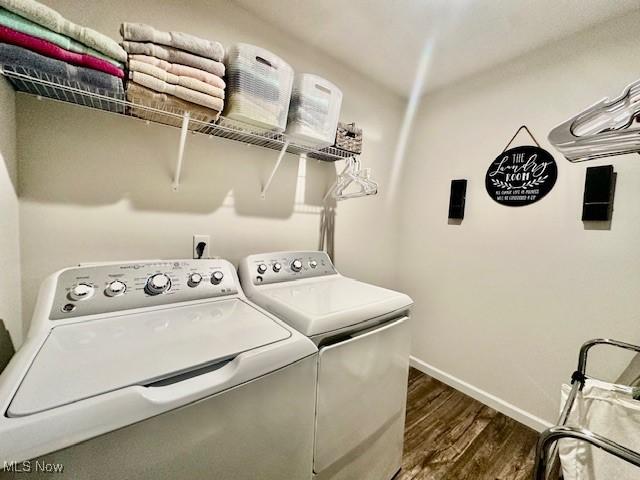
[239, 251, 413, 480]
[0, 259, 318, 480]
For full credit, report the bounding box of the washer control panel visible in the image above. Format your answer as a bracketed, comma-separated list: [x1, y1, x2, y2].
[244, 251, 337, 286]
[50, 259, 238, 320]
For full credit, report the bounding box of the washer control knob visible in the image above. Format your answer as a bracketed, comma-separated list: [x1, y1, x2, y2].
[145, 274, 171, 295]
[211, 271, 224, 285]
[69, 283, 94, 301]
[291, 259, 303, 272]
[273, 262, 282, 273]
[309, 260, 318, 269]
[257, 264, 268, 274]
[105, 280, 126, 297]
[188, 273, 203, 288]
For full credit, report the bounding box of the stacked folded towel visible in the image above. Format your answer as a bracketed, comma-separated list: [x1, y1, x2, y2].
[120, 22, 225, 128]
[0, 0, 125, 107]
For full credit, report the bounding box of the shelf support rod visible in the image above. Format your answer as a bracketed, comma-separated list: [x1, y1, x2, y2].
[172, 111, 191, 191]
[261, 140, 290, 198]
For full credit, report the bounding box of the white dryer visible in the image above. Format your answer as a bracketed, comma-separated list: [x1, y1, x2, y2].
[239, 251, 413, 480]
[0, 259, 317, 479]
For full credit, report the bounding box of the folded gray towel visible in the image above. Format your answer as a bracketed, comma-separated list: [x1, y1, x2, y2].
[0, 43, 124, 111]
[121, 40, 224, 77]
[120, 22, 224, 62]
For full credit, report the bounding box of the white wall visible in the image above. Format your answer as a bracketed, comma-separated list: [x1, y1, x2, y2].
[17, 0, 404, 329]
[0, 78, 22, 347]
[399, 11, 640, 428]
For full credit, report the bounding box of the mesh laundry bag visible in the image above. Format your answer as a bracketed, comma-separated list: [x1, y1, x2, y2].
[559, 379, 640, 480]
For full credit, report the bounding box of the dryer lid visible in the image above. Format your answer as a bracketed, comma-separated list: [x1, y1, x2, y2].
[256, 277, 413, 336]
[8, 299, 290, 416]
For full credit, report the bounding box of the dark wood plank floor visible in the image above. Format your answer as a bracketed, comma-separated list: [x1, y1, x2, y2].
[398, 368, 539, 480]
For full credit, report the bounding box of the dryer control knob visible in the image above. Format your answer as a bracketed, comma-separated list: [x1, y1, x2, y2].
[69, 283, 94, 301]
[257, 264, 268, 274]
[291, 259, 303, 272]
[273, 262, 282, 273]
[105, 280, 126, 297]
[211, 271, 224, 285]
[145, 274, 171, 295]
[309, 260, 318, 269]
[188, 273, 203, 288]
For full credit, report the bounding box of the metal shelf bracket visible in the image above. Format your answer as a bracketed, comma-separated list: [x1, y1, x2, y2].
[172, 111, 191, 192]
[261, 140, 290, 198]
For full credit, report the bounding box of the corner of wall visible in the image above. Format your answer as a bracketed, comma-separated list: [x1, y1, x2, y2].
[0, 77, 23, 348]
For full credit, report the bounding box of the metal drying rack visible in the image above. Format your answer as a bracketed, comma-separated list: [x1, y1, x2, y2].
[0, 66, 356, 196]
[533, 338, 640, 479]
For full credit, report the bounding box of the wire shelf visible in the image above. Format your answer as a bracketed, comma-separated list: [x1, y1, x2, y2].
[0, 66, 355, 162]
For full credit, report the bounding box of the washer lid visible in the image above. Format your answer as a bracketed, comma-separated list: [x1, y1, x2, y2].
[256, 277, 413, 336]
[8, 299, 290, 417]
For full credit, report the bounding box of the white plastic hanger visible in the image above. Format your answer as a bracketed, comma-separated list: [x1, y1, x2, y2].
[323, 157, 356, 201]
[324, 157, 378, 202]
[338, 167, 377, 199]
[549, 78, 640, 162]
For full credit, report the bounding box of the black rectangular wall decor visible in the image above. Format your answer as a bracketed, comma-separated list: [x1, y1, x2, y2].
[582, 165, 615, 221]
[448, 179, 467, 220]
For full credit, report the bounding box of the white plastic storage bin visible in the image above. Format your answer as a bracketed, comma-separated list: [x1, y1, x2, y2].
[286, 74, 342, 148]
[224, 43, 294, 132]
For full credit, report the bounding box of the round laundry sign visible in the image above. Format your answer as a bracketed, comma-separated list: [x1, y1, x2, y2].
[485, 145, 557, 206]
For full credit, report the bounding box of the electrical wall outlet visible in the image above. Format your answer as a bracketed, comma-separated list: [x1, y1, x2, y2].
[193, 235, 210, 259]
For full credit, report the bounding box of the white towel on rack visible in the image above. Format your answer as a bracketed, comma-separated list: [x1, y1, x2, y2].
[128, 59, 224, 99]
[129, 70, 223, 111]
[121, 41, 224, 77]
[128, 54, 225, 89]
[559, 379, 640, 480]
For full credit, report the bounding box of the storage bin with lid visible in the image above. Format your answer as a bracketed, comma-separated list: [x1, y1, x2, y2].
[223, 43, 294, 132]
[286, 74, 342, 148]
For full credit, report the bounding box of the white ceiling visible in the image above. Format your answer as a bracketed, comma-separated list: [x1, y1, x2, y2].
[235, 0, 639, 97]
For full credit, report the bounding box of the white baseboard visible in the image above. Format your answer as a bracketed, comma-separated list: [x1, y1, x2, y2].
[410, 355, 552, 432]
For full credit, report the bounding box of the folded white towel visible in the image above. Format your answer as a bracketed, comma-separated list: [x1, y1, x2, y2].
[129, 54, 225, 90]
[129, 70, 223, 111]
[129, 59, 224, 99]
[225, 92, 283, 130]
[122, 41, 224, 77]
